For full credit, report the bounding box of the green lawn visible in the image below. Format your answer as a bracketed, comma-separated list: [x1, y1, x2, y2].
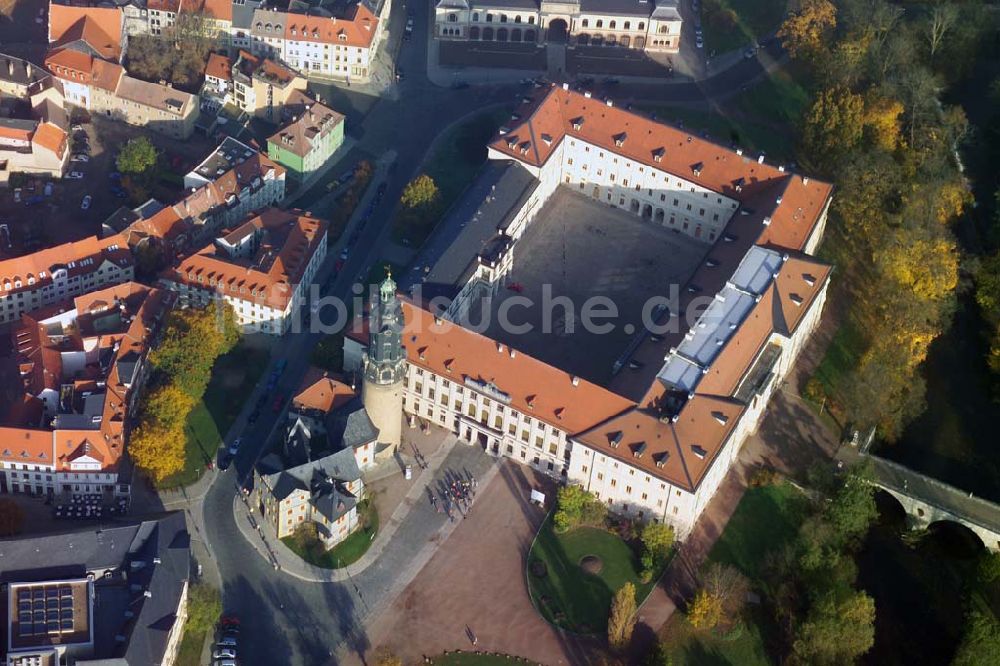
[175, 628, 206, 666]
[158, 342, 269, 489]
[659, 483, 808, 664]
[702, 0, 788, 54]
[638, 67, 807, 165]
[707, 482, 809, 580]
[392, 105, 514, 247]
[526, 516, 656, 633]
[281, 500, 379, 568]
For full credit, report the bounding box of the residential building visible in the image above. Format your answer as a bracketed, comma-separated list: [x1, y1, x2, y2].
[345, 85, 834, 539]
[0, 235, 134, 325]
[179, 137, 287, 242]
[266, 90, 345, 181]
[249, 0, 387, 83]
[0, 513, 190, 666]
[0, 117, 69, 185]
[0, 283, 175, 497]
[47, 1, 125, 62]
[160, 208, 327, 335]
[0, 54, 50, 100]
[252, 368, 377, 547]
[433, 0, 682, 54]
[201, 50, 307, 121]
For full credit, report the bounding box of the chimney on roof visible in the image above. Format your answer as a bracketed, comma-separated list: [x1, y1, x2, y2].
[571, 375, 579, 386]
[496, 342, 504, 353]
[757, 154, 765, 164]
[803, 177, 809, 185]
[606, 99, 613, 108]
[562, 82, 569, 90]
[509, 348, 516, 359]
[7, 60, 13, 77]
[762, 217, 771, 226]
[735, 148, 743, 156]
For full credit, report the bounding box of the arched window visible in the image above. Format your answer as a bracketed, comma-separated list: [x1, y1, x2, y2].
[638, 22, 645, 30]
[486, 13, 493, 22]
[624, 21, 630, 30]
[596, 19, 603, 28]
[448, 13, 457, 21]
[610, 20, 616, 29]
[528, 15, 535, 24]
[500, 13, 507, 23]
[582, 18, 588, 27]
[472, 12, 479, 21]
[514, 15, 521, 23]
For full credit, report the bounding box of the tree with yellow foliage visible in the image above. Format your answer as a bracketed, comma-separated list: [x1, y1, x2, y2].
[129, 423, 186, 484]
[688, 589, 724, 630]
[778, 0, 837, 60]
[608, 582, 637, 652]
[802, 87, 865, 165]
[876, 231, 959, 302]
[143, 383, 196, 431]
[862, 95, 904, 151]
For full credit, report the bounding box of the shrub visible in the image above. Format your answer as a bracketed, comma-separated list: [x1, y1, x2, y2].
[748, 465, 780, 488]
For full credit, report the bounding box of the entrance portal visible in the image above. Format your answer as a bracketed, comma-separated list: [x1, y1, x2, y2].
[546, 18, 568, 43]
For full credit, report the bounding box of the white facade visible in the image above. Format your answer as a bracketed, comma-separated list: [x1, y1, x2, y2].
[0, 257, 134, 325]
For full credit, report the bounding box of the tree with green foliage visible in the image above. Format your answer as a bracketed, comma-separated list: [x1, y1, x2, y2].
[310, 333, 345, 372]
[185, 583, 222, 634]
[952, 607, 1000, 666]
[608, 582, 637, 651]
[825, 466, 878, 545]
[553, 485, 605, 532]
[792, 591, 876, 665]
[117, 137, 158, 177]
[639, 522, 674, 580]
[401, 174, 440, 209]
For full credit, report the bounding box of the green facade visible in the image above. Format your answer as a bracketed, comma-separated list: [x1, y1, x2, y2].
[267, 118, 345, 180]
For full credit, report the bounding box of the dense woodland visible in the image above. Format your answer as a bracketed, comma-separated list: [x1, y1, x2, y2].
[784, 0, 999, 440]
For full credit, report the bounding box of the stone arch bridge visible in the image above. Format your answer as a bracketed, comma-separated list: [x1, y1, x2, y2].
[837, 448, 1000, 552]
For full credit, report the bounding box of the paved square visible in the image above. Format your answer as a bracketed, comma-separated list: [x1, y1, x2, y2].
[359, 459, 597, 664]
[483, 187, 708, 386]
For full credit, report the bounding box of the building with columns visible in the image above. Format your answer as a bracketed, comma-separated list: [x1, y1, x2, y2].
[345, 85, 834, 539]
[434, 0, 682, 54]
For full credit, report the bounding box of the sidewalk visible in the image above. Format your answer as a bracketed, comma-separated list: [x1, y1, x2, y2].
[232, 435, 463, 582]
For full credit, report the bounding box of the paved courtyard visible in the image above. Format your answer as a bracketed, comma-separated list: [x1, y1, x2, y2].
[483, 187, 709, 386]
[358, 459, 604, 665]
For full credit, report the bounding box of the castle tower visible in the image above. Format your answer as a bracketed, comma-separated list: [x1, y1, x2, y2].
[361, 269, 406, 460]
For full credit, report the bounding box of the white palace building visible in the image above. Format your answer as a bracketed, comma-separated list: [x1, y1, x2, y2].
[346, 85, 833, 539]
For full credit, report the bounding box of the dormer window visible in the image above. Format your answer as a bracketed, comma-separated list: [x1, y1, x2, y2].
[691, 445, 707, 459]
[692, 162, 703, 177]
[571, 116, 584, 130]
[632, 442, 647, 458]
[609, 431, 623, 448]
[652, 147, 664, 162]
[613, 132, 627, 147]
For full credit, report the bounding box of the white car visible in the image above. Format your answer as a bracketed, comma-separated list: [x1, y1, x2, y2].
[80, 195, 92, 210]
[67, 171, 84, 180]
[217, 637, 237, 647]
[339, 247, 349, 261]
[213, 649, 236, 659]
[228, 438, 242, 456]
[696, 35, 704, 49]
[71, 154, 89, 162]
[72, 124, 84, 132]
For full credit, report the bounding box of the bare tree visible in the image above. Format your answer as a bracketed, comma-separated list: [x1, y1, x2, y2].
[702, 563, 751, 621]
[925, 2, 958, 58]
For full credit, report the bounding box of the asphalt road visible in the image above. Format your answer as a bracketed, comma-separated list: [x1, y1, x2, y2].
[198, 3, 788, 663]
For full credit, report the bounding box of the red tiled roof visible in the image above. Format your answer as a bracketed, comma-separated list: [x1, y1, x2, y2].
[204, 53, 232, 81]
[284, 6, 378, 48]
[293, 368, 356, 413]
[32, 121, 67, 159]
[48, 5, 122, 59]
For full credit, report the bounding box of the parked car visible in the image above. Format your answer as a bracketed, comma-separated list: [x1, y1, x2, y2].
[71, 154, 89, 162]
[108, 171, 122, 180]
[339, 247, 349, 261]
[213, 649, 236, 659]
[13, 188, 21, 203]
[43, 182, 53, 196]
[217, 636, 237, 647]
[71, 124, 84, 132]
[696, 35, 704, 48]
[67, 171, 84, 179]
[25, 194, 44, 206]
[228, 438, 241, 456]
[80, 195, 92, 210]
